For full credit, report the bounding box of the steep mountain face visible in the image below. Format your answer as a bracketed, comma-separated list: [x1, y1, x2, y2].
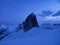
[16, 13, 39, 32]
[52, 11, 60, 16]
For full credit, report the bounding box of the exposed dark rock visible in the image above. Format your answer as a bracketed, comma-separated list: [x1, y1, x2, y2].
[0, 26, 10, 40]
[16, 13, 39, 32]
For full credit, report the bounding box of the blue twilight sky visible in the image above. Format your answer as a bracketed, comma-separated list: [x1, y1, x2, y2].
[0, 0, 60, 25]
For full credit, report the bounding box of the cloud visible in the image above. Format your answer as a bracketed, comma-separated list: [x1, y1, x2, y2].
[44, 16, 60, 20]
[42, 10, 53, 16]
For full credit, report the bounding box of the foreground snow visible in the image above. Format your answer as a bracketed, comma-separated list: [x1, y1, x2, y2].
[0, 27, 60, 45]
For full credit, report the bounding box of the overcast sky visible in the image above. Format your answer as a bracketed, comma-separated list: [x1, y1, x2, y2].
[0, 0, 60, 25]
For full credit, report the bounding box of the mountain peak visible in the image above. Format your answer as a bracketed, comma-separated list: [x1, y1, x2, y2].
[16, 12, 39, 32]
[29, 12, 36, 16]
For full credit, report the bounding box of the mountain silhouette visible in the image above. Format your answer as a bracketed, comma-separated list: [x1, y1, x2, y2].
[16, 13, 39, 32]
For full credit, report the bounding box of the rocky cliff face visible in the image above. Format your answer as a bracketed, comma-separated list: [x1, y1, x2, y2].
[16, 13, 39, 32]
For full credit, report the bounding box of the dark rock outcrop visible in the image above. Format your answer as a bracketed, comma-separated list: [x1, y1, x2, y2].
[0, 26, 10, 40]
[16, 13, 39, 32]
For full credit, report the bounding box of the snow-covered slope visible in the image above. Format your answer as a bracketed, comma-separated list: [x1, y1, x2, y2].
[0, 27, 60, 45]
[0, 14, 60, 45]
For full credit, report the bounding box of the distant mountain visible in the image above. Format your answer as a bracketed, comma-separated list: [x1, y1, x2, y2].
[52, 11, 60, 16]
